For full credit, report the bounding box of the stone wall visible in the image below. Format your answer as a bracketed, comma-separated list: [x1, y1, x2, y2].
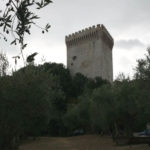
[65, 24, 114, 82]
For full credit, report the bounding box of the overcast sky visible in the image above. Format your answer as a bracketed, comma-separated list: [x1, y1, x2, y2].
[1, 0, 150, 79]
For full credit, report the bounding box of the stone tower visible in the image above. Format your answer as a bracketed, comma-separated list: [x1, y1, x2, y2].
[65, 24, 114, 82]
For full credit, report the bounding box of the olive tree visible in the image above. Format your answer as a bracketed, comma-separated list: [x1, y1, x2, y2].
[0, 0, 52, 64]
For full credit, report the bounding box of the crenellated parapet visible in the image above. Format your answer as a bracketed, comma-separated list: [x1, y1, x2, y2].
[65, 24, 114, 48]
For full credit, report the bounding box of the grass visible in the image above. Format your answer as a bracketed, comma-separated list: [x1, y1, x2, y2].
[19, 135, 150, 150]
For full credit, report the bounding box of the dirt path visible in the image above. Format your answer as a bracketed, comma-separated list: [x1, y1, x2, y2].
[19, 135, 150, 150]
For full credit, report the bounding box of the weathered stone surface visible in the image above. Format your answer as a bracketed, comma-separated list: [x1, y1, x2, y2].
[65, 24, 114, 82]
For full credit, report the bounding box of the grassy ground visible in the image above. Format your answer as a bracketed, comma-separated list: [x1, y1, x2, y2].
[19, 135, 150, 150]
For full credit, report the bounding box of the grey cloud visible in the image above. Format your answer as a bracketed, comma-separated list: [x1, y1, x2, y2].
[115, 39, 146, 49]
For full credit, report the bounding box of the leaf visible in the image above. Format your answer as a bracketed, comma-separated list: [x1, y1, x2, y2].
[25, 29, 30, 34]
[11, 40, 16, 45]
[22, 44, 27, 50]
[6, 30, 9, 34]
[30, 15, 40, 20]
[45, 23, 51, 32]
[3, 24, 6, 32]
[6, 15, 11, 22]
[0, 23, 4, 27]
[6, 23, 11, 28]
[36, 2, 42, 9]
[27, 52, 38, 63]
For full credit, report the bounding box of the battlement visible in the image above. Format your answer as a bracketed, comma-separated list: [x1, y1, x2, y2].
[65, 24, 114, 47]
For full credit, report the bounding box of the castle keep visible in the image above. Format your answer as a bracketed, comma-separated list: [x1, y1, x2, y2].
[65, 24, 114, 82]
